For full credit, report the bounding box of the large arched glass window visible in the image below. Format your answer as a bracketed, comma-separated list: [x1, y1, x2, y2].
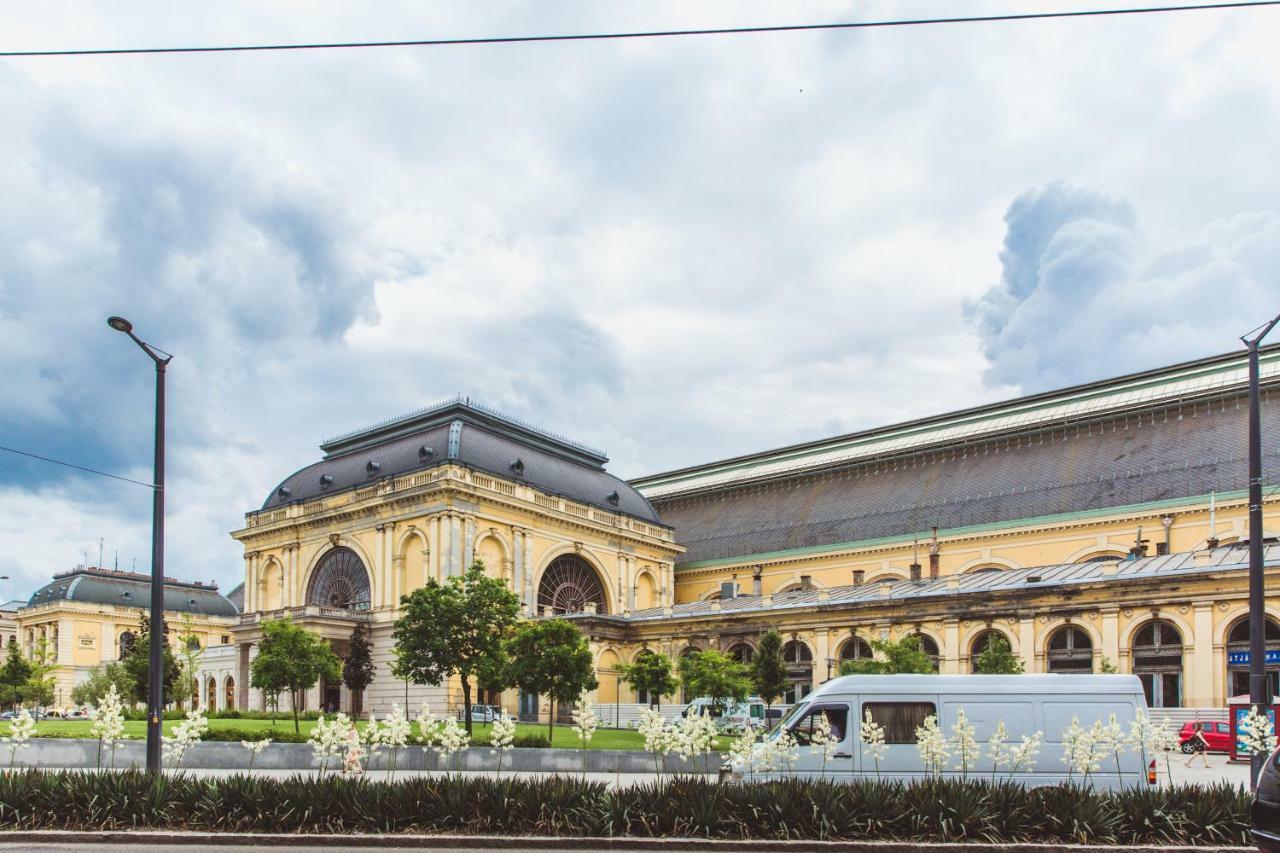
[118, 631, 135, 658]
[1047, 626, 1093, 673]
[838, 637, 873, 671]
[726, 642, 754, 664]
[1132, 620, 1182, 707]
[538, 555, 608, 616]
[782, 640, 814, 704]
[969, 629, 1013, 673]
[307, 547, 372, 610]
[913, 633, 941, 672]
[1227, 617, 1280, 699]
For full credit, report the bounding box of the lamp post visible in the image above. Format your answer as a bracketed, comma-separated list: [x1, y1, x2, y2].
[107, 316, 171, 775]
[1243, 310, 1280, 789]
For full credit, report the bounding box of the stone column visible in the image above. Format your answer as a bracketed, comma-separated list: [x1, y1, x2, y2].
[1191, 601, 1216, 707]
[512, 528, 525, 598]
[450, 515, 463, 576]
[625, 557, 636, 613]
[1018, 617, 1036, 673]
[523, 534, 536, 614]
[239, 643, 253, 710]
[1101, 606, 1120, 669]
[428, 515, 441, 582]
[247, 552, 259, 612]
[463, 516, 476, 571]
[392, 554, 406, 607]
[942, 619, 961, 674]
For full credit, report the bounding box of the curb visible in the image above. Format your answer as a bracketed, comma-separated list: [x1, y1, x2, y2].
[0, 831, 1255, 851]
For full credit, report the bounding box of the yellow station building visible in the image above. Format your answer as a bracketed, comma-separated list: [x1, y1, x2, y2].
[229, 345, 1280, 718]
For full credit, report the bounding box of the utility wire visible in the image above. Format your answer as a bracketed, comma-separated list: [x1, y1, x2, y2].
[0, 444, 156, 489]
[1, 1, 1277, 58]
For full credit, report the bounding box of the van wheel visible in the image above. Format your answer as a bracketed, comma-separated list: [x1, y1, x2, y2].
[1180, 741, 1195, 754]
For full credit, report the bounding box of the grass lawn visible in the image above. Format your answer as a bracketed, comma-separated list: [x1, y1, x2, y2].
[0, 718, 731, 751]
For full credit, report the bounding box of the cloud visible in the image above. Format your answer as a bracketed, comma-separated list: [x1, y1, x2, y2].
[969, 182, 1279, 392]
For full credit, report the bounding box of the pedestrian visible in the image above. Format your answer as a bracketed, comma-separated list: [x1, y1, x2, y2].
[1184, 722, 1211, 768]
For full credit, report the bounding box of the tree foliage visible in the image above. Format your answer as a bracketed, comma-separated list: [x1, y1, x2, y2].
[750, 630, 789, 713]
[70, 662, 132, 707]
[618, 649, 676, 708]
[504, 618, 597, 742]
[342, 622, 376, 718]
[974, 634, 1025, 675]
[119, 616, 180, 707]
[0, 642, 34, 710]
[679, 649, 752, 714]
[840, 635, 936, 675]
[172, 615, 204, 710]
[392, 561, 520, 734]
[250, 617, 342, 733]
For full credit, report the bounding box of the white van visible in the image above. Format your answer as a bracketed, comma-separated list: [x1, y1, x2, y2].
[758, 673, 1149, 788]
[683, 696, 769, 730]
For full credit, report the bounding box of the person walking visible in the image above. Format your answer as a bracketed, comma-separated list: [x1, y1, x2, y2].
[1185, 722, 1211, 768]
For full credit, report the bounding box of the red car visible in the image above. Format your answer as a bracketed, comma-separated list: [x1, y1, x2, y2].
[1178, 720, 1232, 753]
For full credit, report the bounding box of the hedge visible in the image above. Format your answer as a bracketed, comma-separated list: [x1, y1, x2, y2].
[0, 771, 1251, 844]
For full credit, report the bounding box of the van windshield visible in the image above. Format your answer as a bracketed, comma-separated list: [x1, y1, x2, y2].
[770, 702, 809, 739]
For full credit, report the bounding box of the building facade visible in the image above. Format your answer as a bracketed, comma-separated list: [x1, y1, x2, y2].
[17, 568, 239, 708]
[230, 346, 1280, 716]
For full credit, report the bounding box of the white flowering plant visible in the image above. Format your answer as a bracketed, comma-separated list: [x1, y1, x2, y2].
[859, 708, 887, 779]
[360, 711, 384, 772]
[162, 707, 209, 770]
[3, 708, 36, 769]
[727, 723, 758, 779]
[309, 712, 352, 775]
[1007, 731, 1043, 777]
[436, 716, 470, 772]
[241, 738, 271, 771]
[672, 709, 720, 774]
[950, 707, 979, 778]
[341, 726, 365, 776]
[490, 711, 517, 775]
[914, 714, 950, 779]
[91, 684, 126, 770]
[381, 703, 412, 777]
[1099, 713, 1125, 778]
[637, 708, 670, 776]
[1241, 705, 1278, 785]
[808, 711, 840, 778]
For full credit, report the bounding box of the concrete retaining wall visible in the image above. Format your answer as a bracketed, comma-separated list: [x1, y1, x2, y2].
[17, 737, 717, 774]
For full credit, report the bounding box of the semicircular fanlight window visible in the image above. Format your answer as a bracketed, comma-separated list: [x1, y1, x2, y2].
[537, 555, 608, 615]
[307, 547, 371, 610]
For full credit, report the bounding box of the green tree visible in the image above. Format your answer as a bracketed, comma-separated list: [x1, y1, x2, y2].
[750, 630, 789, 720]
[618, 649, 677, 708]
[505, 618, 597, 743]
[342, 622, 376, 719]
[173, 615, 204, 710]
[70, 662, 131, 707]
[973, 634, 1025, 675]
[1098, 656, 1118, 674]
[120, 616, 180, 707]
[250, 617, 342, 733]
[392, 561, 520, 734]
[840, 635, 936, 675]
[0, 642, 33, 711]
[679, 649, 752, 715]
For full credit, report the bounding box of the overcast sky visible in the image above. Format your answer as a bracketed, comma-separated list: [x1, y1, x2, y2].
[2, 0, 1278, 601]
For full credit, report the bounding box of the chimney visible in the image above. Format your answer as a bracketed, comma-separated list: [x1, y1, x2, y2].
[752, 566, 763, 596]
[929, 526, 940, 579]
[800, 575, 813, 591]
[1158, 515, 1174, 556]
[852, 569, 865, 586]
[909, 563, 922, 582]
[720, 581, 737, 600]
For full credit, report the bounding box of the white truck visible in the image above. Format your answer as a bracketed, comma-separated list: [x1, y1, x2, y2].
[757, 673, 1150, 788]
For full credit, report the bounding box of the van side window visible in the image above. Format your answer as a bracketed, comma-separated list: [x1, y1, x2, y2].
[750, 705, 764, 718]
[789, 704, 848, 745]
[862, 702, 936, 744]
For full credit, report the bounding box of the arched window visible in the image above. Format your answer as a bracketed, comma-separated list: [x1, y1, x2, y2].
[537, 555, 608, 616]
[206, 676, 218, 712]
[838, 637, 873, 666]
[118, 631, 135, 658]
[1047, 626, 1093, 674]
[307, 547, 371, 610]
[224, 675, 236, 711]
[1132, 620, 1182, 707]
[782, 640, 813, 704]
[1078, 552, 1125, 564]
[969, 630, 1011, 673]
[726, 642, 754, 664]
[1227, 617, 1280, 698]
[913, 633, 941, 671]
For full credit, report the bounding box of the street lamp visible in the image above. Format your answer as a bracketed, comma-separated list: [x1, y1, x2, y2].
[1243, 309, 1280, 790]
[107, 316, 172, 775]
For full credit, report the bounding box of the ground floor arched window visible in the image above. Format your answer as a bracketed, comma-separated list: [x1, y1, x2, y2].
[224, 676, 235, 711]
[913, 633, 941, 672]
[1227, 616, 1280, 699]
[782, 640, 813, 704]
[968, 630, 1012, 673]
[1132, 620, 1183, 707]
[1047, 626, 1093, 673]
[206, 676, 217, 712]
[838, 637, 873, 673]
[726, 642, 754, 664]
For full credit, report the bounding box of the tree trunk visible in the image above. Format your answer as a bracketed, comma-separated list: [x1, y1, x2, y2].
[461, 676, 473, 736]
[292, 688, 300, 734]
[547, 697, 555, 744]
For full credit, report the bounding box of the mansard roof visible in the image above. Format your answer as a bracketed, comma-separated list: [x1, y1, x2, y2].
[637, 345, 1280, 566]
[262, 397, 662, 525]
[627, 544, 1279, 622]
[25, 568, 239, 617]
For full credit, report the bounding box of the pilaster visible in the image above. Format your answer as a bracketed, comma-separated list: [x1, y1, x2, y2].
[1018, 617, 1036, 673]
[942, 619, 961, 674]
[1101, 606, 1120, 668]
[1191, 600, 1216, 707]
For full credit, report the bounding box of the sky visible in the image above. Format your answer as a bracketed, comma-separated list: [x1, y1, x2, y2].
[1, 0, 1278, 601]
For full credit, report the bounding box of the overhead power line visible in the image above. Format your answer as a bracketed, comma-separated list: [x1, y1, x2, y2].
[0, 444, 156, 489]
[1, 2, 1277, 59]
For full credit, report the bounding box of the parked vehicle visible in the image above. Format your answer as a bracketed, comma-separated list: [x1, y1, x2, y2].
[1252, 744, 1280, 851]
[682, 696, 770, 730]
[1178, 720, 1231, 753]
[753, 673, 1149, 788]
[456, 704, 502, 723]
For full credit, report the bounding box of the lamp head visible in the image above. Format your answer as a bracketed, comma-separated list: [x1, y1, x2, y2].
[107, 316, 133, 334]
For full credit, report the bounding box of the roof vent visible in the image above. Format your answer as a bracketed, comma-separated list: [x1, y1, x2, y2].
[1027, 574, 1042, 583]
[188, 598, 197, 605]
[121, 591, 132, 600]
[799, 575, 813, 591]
[510, 458, 525, 477]
[606, 491, 620, 506]
[277, 486, 292, 499]
[418, 445, 435, 462]
[319, 474, 334, 488]
[366, 460, 381, 476]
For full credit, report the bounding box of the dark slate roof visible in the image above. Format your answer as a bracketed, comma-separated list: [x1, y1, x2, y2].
[25, 568, 239, 617]
[649, 373, 1279, 566]
[261, 398, 662, 525]
[225, 583, 244, 613]
[628, 545, 1279, 622]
